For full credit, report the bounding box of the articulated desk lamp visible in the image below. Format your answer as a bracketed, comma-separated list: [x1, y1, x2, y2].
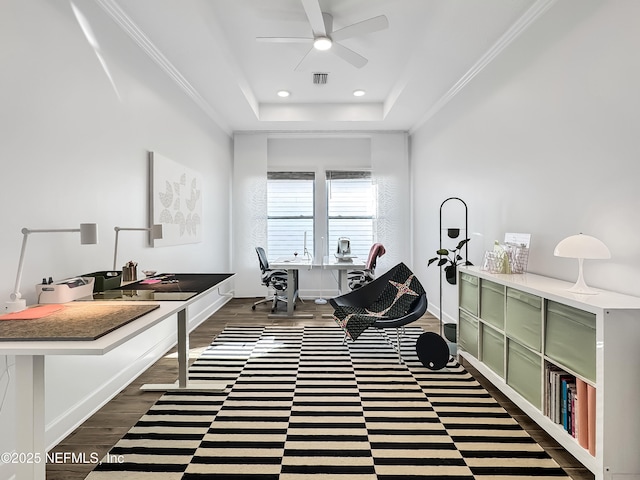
[553, 233, 611, 295]
[112, 225, 164, 270]
[4, 223, 99, 313]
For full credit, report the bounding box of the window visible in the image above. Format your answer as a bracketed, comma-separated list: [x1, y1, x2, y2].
[326, 171, 375, 259]
[267, 172, 314, 258]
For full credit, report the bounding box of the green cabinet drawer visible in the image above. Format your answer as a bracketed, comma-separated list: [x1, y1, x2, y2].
[482, 324, 504, 377]
[459, 309, 478, 357]
[545, 301, 596, 382]
[480, 279, 505, 329]
[507, 340, 542, 408]
[506, 288, 542, 352]
[460, 272, 478, 315]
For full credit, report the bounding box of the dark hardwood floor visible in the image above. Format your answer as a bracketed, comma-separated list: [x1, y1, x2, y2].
[46, 297, 594, 480]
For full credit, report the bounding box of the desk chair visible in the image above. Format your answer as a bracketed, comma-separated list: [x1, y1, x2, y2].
[252, 247, 288, 312]
[347, 243, 386, 290]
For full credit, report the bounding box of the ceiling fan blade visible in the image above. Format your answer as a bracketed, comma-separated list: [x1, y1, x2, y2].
[256, 37, 312, 43]
[331, 43, 368, 68]
[331, 15, 389, 42]
[301, 0, 326, 36]
[294, 46, 316, 71]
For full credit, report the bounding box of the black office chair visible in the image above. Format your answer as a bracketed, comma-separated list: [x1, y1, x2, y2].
[252, 247, 289, 312]
[331, 262, 428, 363]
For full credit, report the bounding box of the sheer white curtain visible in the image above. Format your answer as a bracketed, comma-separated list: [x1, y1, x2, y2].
[232, 134, 268, 297]
[371, 133, 411, 272]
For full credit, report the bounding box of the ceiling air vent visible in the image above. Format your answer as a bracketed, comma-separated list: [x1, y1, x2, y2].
[313, 73, 328, 85]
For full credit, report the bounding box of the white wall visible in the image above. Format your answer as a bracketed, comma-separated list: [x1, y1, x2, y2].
[411, 0, 640, 323]
[232, 133, 268, 297]
[268, 135, 373, 298]
[232, 132, 410, 298]
[0, 0, 232, 472]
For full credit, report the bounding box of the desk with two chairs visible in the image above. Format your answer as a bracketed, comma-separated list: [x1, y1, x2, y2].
[268, 255, 366, 317]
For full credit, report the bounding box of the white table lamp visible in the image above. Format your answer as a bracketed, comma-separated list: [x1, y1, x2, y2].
[554, 233, 611, 295]
[5, 223, 99, 313]
[112, 224, 163, 270]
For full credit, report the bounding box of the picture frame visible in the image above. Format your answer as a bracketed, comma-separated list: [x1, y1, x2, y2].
[149, 151, 203, 246]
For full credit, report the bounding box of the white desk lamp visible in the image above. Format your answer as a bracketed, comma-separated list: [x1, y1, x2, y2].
[112, 225, 163, 270]
[554, 233, 611, 295]
[5, 223, 99, 313]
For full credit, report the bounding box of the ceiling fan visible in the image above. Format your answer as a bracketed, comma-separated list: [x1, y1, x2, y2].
[256, 0, 389, 70]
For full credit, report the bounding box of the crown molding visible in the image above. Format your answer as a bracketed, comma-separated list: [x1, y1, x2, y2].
[410, 0, 558, 134]
[234, 130, 408, 137]
[94, 0, 232, 136]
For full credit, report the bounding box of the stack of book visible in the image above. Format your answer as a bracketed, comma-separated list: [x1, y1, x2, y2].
[545, 364, 596, 456]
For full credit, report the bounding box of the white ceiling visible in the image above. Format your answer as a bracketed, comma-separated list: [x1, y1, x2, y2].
[95, 0, 551, 133]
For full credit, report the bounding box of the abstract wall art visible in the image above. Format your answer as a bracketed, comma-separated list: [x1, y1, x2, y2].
[149, 151, 203, 246]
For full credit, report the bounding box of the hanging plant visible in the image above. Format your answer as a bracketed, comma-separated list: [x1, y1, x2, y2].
[428, 238, 473, 285]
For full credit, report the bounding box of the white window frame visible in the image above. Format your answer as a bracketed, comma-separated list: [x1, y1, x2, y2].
[266, 171, 315, 259]
[326, 170, 376, 259]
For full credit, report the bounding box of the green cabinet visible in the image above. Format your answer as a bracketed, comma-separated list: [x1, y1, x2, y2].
[480, 280, 505, 329]
[458, 309, 478, 357]
[481, 324, 504, 377]
[507, 340, 542, 408]
[545, 301, 596, 382]
[456, 267, 640, 480]
[459, 272, 478, 315]
[505, 288, 542, 352]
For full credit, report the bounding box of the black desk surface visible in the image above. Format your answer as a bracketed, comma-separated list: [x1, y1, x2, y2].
[92, 273, 234, 301]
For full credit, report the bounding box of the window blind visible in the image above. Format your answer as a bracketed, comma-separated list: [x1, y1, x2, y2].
[267, 172, 315, 258]
[326, 170, 375, 258]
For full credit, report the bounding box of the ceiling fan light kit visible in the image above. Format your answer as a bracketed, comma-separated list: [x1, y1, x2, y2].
[313, 36, 332, 50]
[256, 0, 389, 70]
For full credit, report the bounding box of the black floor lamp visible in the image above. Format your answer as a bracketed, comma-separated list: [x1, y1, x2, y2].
[438, 197, 468, 340]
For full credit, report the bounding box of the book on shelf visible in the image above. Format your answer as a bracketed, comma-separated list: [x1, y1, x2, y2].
[545, 363, 596, 456]
[587, 384, 596, 456]
[576, 378, 589, 449]
[560, 375, 574, 431]
[568, 382, 576, 436]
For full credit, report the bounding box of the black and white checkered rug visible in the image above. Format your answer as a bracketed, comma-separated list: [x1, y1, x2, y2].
[87, 325, 569, 479]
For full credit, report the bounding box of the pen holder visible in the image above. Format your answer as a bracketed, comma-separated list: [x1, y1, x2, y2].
[122, 265, 137, 282]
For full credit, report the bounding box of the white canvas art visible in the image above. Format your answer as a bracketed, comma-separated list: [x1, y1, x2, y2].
[149, 151, 202, 246]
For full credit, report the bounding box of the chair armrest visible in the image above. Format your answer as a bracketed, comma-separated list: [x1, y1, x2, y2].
[348, 269, 365, 276]
[264, 270, 288, 290]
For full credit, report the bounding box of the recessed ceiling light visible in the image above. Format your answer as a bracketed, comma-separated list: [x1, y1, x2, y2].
[277, 90, 290, 98]
[313, 36, 332, 51]
[353, 89, 366, 97]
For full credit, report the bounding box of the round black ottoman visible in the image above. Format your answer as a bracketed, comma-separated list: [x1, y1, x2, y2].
[416, 332, 450, 370]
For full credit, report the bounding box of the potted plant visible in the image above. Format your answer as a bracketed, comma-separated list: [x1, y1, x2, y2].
[428, 238, 472, 285]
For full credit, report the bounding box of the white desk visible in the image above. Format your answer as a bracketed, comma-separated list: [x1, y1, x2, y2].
[323, 256, 366, 294]
[0, 273, 233, 480]
[268, 256, 366, 317]
[270, 256, 312, 317]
